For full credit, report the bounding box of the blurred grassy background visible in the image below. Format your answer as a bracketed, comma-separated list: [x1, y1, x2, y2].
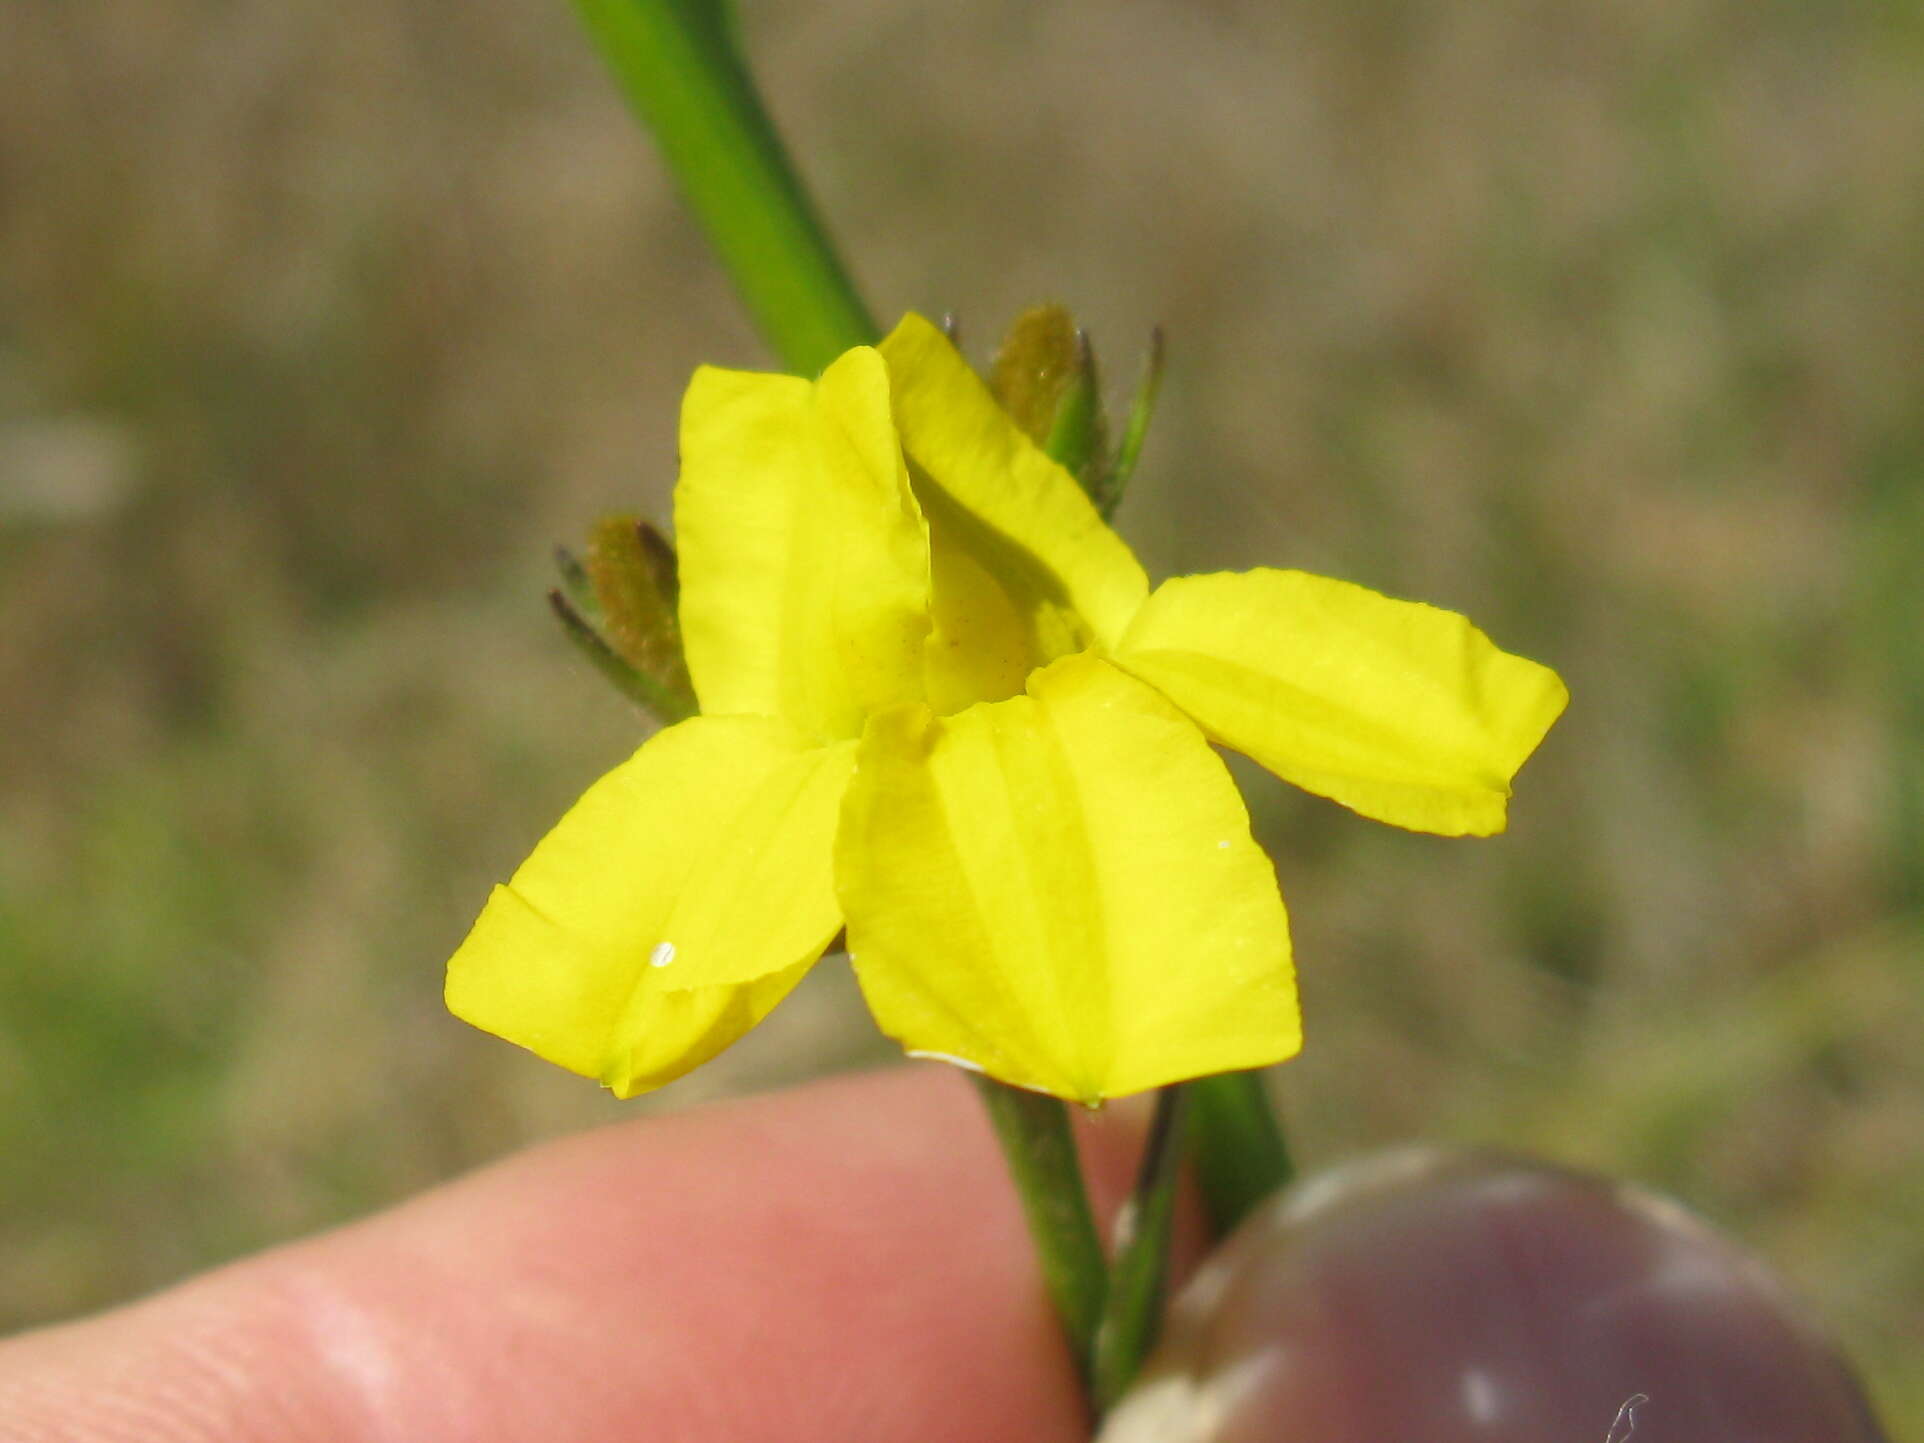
[3, 0, 1921, 1425]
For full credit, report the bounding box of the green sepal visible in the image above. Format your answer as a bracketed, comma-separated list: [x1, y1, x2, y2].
[548, 587, 690, 720]
[1100, 327, 1165, 516]
[1043, 329, 1106, 495]
[554, 545, 602, 622]
[987, 306, 1170, 521]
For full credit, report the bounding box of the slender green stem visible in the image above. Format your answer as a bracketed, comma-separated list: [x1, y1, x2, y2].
[970, 1076, 1109, 1385]
[1185, 1068, 1295, 1236]
[1092, 1084, 1188, 1411]
[570, 0, 876, 373]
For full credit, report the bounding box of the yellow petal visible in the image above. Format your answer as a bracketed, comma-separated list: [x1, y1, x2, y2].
[1115, 568, 1568, 837]
[837, 652, 1299, 1103]
[675, 345, 930, 742]
[446, 717, 853, 1097]
[878, 315, 1149, 689]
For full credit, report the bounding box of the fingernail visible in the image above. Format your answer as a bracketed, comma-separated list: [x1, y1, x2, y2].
[1101, 1147, 1888, 1443]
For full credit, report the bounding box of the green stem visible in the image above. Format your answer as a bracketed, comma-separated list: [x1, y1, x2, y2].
[569, 0, 876, 373]
[971, 1076, 1109, 1386]
[1092, 1084, 1188, 1411]
[1185, 1068, 1294, 1237]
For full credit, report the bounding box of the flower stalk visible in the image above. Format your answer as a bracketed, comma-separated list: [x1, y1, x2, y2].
[1186, 1068, 1294, 1235]
[1092, 1084, 1189, 1409]
[970, 1075, 1110, 1387]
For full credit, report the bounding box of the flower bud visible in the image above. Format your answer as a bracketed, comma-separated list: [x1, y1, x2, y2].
[549, 516, 696, 721]
[990, 304, 1159, 516]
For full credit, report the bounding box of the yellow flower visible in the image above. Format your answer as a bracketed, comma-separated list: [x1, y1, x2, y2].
[447, 315, 1567, 1103]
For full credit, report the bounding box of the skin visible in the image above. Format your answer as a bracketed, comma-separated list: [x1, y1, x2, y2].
[0, 1067, 1187, 1443]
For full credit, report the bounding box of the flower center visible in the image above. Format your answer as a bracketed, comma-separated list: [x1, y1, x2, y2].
[913, 474, 1095, 715]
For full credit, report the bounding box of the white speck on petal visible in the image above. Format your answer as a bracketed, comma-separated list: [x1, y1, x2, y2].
[649, 941, 677, 969]
[1217, 839, 1231, 849]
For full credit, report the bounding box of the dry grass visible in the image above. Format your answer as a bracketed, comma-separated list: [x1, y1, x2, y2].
[3, 0, 1920, 1426]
